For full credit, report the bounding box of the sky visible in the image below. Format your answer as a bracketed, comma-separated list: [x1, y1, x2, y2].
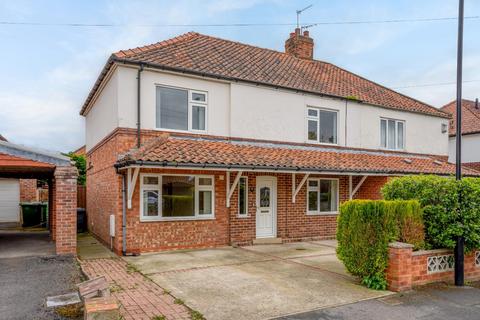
[0, 0, 479, 152]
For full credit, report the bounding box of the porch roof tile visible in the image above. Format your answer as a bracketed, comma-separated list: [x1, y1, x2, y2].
[117, 134, 480, 177]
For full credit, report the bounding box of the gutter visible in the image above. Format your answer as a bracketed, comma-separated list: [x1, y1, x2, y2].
[113, 159, 467, 177]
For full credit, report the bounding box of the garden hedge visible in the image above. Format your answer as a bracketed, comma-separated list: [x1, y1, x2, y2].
[336, 199, 423, 290]
[382, 175, 480, 252]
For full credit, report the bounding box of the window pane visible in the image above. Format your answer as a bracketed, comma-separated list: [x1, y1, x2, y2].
[192, 92, 206, 102]
[156, 87, 188, 130]
[162, 176, 195, 217]
[308, 180, 318, 187]
[387, 120, 396, 149]
[397, 122, 404, 149]
[319, 110, 337, 144]
[308, 191, 318, 212]
[260, 187, 270, 207]
[198, 177, 212, 186]
[192, 105, 206, 131]
[239, 178, 247, 215]
[320, 180, 337, 212]
[380, 119, 387, 148]
[308, 120, 318, 141]
[143, 176, 158, 185]
[308, 109, 318, 117]
[198, 190, 212, 215]
[143, 190, 159, 216]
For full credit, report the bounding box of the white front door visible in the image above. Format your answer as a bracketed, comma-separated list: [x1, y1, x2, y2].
[256, 176, 276, 238]
[0, 179, 20, 223]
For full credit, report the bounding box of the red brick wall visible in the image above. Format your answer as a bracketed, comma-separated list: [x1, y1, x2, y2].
[19, 179, 37, 202]
[387, 243, 480, 292]
[353, 176, 390, 200]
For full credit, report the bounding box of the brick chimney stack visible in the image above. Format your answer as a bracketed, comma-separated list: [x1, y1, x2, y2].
[285, 28, 314, 60]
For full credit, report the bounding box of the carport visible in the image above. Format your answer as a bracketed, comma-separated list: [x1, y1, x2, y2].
[0, 140, 77, 255]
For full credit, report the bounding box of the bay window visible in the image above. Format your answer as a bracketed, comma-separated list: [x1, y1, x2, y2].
[380, 118, 405, 150]
[140, 174, 214, 221]
[156, 86, 207, 132]
[307, 178, 339, 214]
[307, 107, 338, 144]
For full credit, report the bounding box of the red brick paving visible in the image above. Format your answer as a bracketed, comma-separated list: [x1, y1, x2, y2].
[80, 258, 191, 320]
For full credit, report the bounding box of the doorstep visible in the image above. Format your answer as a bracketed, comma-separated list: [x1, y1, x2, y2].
[253, 237, 283, 245]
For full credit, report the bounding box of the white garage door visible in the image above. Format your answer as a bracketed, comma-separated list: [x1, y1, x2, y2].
[0, 179, 20, 222]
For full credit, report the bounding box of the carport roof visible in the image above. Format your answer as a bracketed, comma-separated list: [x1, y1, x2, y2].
[0, 140, 71, 178]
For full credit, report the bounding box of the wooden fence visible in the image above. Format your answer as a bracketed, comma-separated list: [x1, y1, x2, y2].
[77, 185, 86, 209]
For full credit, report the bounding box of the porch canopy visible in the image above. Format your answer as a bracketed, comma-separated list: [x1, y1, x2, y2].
[0, 140, 77, 255]
[115, 133, 480, 208]
[116, 133, 480, 175]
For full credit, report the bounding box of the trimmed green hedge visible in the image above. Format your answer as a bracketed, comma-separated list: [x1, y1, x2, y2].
[382, 175, 480, 252]
[336, 200, 423, 290]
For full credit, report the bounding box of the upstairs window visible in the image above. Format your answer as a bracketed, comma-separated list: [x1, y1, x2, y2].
[307, 107, 338, 144]
[156, 86, 207, 132]
[380, 118, 405, 150]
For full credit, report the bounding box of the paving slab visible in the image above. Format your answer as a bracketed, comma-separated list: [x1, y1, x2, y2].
[77, 233, 116, 260]
[125, 246, 270, 275]
[243, 242, 336, 259]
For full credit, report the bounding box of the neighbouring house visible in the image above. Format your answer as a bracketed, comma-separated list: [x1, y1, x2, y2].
[72, 145, 86, 157]
[441, 99, 480, 171]
[81, 29, 479, 255]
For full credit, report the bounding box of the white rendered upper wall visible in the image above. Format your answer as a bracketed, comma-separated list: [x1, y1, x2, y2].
[85, 65, 449, 156]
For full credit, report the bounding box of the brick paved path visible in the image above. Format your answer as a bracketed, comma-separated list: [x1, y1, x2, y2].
[80, 258, 191, 320]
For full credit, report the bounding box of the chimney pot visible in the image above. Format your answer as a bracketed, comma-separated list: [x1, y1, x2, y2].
[285, 29, 314, 60]
[476, 98, 479, 109]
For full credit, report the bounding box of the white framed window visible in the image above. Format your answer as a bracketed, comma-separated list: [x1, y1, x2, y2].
[156, 86, 208, 133]
[307, 178, 339, 215]
[140, 173, 214, 221]
[306, 107, 338, 144]
[238, 177, 248, 217]
[380, 118, 405, 150]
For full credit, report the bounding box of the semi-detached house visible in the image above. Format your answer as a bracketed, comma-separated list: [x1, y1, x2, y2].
[81, 29, 478, 255]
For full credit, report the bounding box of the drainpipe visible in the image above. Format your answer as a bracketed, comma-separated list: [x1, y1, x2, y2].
[136, 64, 144, 149]
[122, 174, 127, 256]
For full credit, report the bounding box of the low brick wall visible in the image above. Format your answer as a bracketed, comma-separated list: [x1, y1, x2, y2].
[387, 242, 480, 292]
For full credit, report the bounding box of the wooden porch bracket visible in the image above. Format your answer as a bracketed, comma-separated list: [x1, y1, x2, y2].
[226, 171, 243, 208]
[292, 173, 310, 203]
[127, 167, 140, 209]
[350, 175, 368, 200]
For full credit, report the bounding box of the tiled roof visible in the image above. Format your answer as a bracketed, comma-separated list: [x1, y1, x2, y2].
[117, 134, 480, 177]
[0, 153, 55, 168]
[81, 32, 449, 118]
[441, 99, 480, 136]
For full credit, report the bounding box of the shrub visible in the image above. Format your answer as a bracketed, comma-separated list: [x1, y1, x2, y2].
[382, 175, 480, 252]
[336, 199, 422, 289]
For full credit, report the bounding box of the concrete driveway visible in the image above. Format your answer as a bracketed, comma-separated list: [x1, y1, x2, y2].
[0, 230, 55, 259]
[125, 241, 390, 320]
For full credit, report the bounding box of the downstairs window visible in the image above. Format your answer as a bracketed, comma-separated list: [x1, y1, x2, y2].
[140, 174, 214, 221]
[307, 178, 339, 214]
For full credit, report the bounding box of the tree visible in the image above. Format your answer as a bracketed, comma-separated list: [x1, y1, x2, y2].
[67, 152, 86, 185]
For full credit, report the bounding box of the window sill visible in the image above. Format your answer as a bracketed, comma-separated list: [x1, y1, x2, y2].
[153, 127, 207, 135]
[236, 215, 250, 219]
[307, 140, 339, 146]
[140, 216, 215, 222]
[306, 211, 339, 216]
